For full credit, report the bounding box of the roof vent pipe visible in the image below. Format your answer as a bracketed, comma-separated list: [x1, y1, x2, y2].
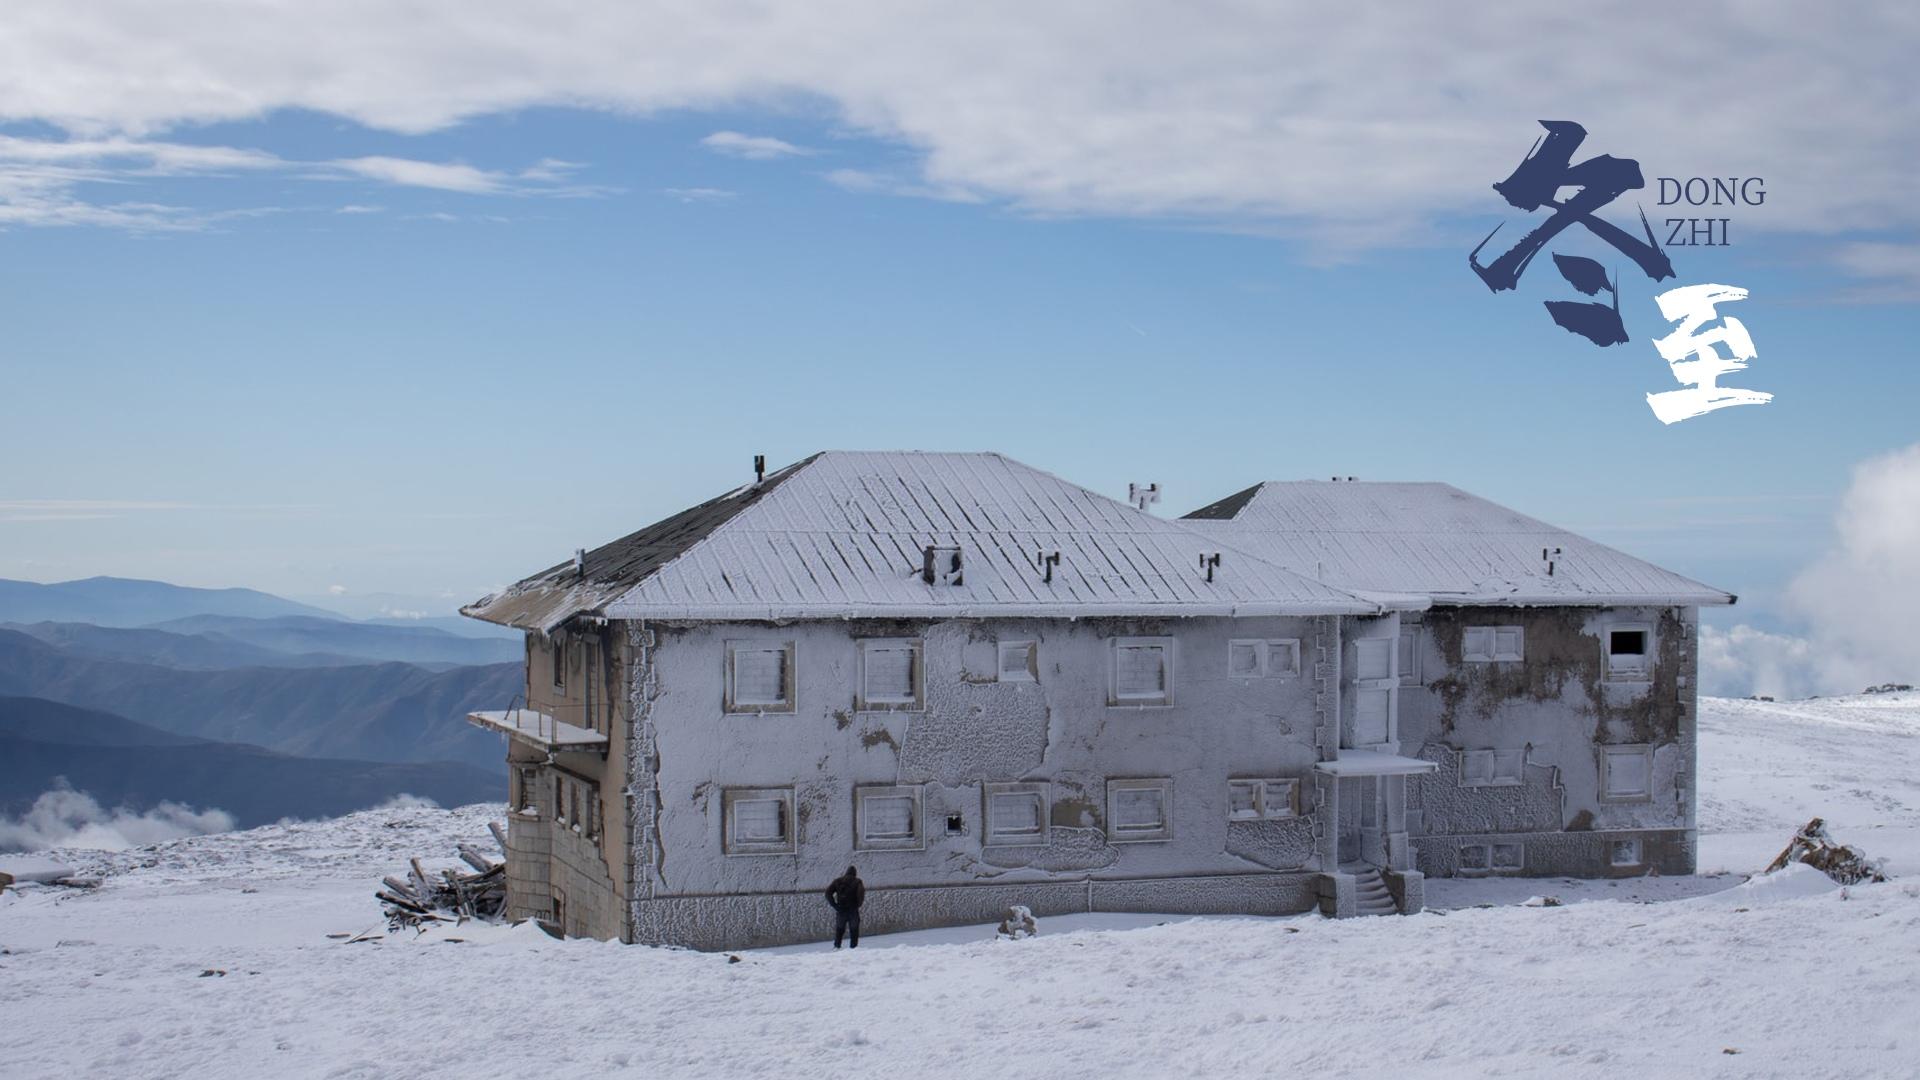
[753, 454, 766, 485]
[1128, 482, 1161, 512]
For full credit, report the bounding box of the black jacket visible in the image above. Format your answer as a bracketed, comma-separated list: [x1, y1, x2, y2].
[826, 873, 865, 913]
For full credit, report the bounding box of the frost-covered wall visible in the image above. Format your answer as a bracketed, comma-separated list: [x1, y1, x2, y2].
[1401, 605, 1699, 877]
[496, 628, 628, 941]
[627, 615, 1340, 947]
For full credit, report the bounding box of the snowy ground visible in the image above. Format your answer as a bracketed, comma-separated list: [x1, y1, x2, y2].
[3, 695, 1918, 1079]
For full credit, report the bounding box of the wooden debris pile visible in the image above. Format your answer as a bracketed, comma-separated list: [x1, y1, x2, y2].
[1766, 817, 1888, 885]
[377, 821, 510, 929]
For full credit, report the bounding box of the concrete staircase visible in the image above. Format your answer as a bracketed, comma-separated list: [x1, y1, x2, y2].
[1353, 867, 1399, 916]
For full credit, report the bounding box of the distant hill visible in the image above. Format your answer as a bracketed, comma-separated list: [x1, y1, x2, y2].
[0, 696, 500, 831]
[365, 614, 521, 640]
[144, 614, 522, 667]
[0, 630, 519, 771]
[1, 621, 369, 670]
[0, 576, 340, 627]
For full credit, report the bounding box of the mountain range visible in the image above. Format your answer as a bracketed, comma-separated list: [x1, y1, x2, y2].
[0, 696, 500, 832]
[0, 630, 518, 770]
[0, 576, 527, 840]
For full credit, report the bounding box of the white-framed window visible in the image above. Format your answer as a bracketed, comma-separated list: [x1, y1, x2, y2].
[1349, 636, 1397, 747]
[1398, 627, 1423, 686]
[725, 641, 795, 713]
[1110, 637, 1173, 706]
[1459, 842, 1523, 874]
[1605, 624, 1652, 681]
[1106, 778, 1174, 842]
[1462, 626, 1525, 663]
[858, 638, 924, 711]
[982, 782, 1049, 847]
[1601, 745, 1654, 801]
[722, 787, 795, 855]
[996, 640, 1037, 683]
[1227, 639, 1301, 679]
[1460, 748, 1527, 787]
[854, 784, 924, 851]
[1610, 837, 1644, 867]
[1226, 778, 1298, 821]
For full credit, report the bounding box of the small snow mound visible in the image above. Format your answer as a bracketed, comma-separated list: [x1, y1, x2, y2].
[997, 904, 1039, 939]
[1693, 863, 1840, 907]
[0, 855, 76, 884]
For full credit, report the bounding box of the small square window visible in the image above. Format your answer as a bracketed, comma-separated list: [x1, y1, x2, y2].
[1228, 639, 1301, 679]
[1463, 626, 1525, 663]
[1601, 745, 1653, 801]
[1610, 837, 1643, 867]
[1606, 625, 1651, 681]
[1110, 638, 1173, 706]
[983, 783, 1049, 847]
[726, 642, 795, 713]
[1462, 748, 1527, 786]
[722, 787, 795, 855]
[1491, 843, 1524, 870]
[997, 640, 1037, 683]
[1106, 778, 1173, 842]
[1459, 843, 1490, 872]
[858, 638, 923, 710]
[1227, 641, 1263, 678]
[854, 785, 924, 851]
[1227, 778, 1297, 821]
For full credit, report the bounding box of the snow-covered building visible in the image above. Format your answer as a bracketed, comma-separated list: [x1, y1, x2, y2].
[462, 452, 1732, 948]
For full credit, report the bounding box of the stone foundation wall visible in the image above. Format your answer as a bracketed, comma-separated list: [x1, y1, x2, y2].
[631, 871, 1322, 950]
[1413, 828, 1693, 878]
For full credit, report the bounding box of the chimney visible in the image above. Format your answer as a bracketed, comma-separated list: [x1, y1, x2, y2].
[573, 548, 586, 577]
[753, 454, 766, 485]
[923, 545, 963, 586]
[1128, 482, 1161, 512]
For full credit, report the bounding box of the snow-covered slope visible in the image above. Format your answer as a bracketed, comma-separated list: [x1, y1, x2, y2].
[2, 696, 1918, 1079]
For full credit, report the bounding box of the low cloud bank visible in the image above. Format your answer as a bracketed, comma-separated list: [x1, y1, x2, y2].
[1701, 442, 1920, 698]
[0, 783, 235, 853]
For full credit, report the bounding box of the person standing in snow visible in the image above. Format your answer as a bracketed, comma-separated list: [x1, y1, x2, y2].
[826, 865, 865, 948]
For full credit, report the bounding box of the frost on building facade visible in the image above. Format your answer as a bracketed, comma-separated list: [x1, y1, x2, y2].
[462, 451, 1732, 948]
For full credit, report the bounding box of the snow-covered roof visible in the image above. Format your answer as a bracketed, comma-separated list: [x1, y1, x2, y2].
[1183, 481, 1735, 608]
[464, 451, 1382, 630]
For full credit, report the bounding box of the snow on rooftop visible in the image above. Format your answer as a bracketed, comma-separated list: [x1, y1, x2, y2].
[469, 451, 1381, 628]
[1184, 480, 1734, 607]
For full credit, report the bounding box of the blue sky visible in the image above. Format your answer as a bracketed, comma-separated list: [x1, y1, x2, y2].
[0, 5, 1915, 673]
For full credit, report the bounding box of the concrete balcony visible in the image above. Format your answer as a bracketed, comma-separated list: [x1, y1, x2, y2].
[467, 708, 608, 754]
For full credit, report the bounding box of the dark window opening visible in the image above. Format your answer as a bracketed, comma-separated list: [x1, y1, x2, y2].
[1609, 629, 1647, 656]
[946, 813, 965, 836]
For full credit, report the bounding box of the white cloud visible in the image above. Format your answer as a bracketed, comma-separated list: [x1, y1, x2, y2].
[700, 131, 812, 160]
[327, 584, 348, 595]
[0, 499, 196, 521]
[0, 134, 605, 229]
[662, 186, 736, 203]
[0, 2, 1911, 264]
[1830, 241, 1920, 303]
[1701, 442, 1920, 697]
[335, 203, 384, 214]
[0, 785, 234, 852]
